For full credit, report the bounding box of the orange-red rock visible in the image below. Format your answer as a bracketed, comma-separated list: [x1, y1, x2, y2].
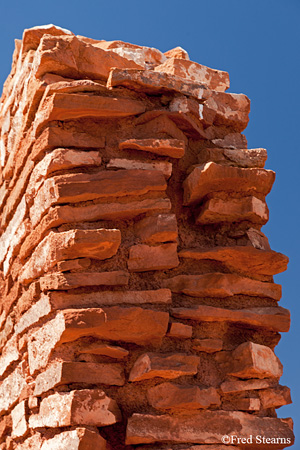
[34, 361, 125, 395]
[0, 364, 26, 415]
[28, 307, 169, 372]
[246, 227, 271, 250]
[35, 93, 146, 133]
[40, 428, 108, 450]
[198, 147, 268, 168]
[179, 246, 288, 276]
[204, 91, 250, 131]
[165, 46, 190, 60]
[108, 67, 209, 100]
[155, 57, 230, 92]
[11, 401, 27, 437]
[78, 343, 129, 359]
[220, 378, 277, 393]
[126, 412, 294, 445]
[0, 335, 19, 376]
[222, 398, 261, 411]
[147, 382, 220, 410]
[259, 385, 292, 409]
[172, 305, 290, 332]
[129, 353, 199, 382]
[22, 24, 74, 53]
[29, 389, 121, 428]
[39, 270, 129, 290]
[20, 229, 121, 284]
[47, 288, 172, 308]
[107, 158, 172, 179]
[56, 258, 91, 272]
[163, 273, 281, 300]
[196, 196, 269, 225]
[128, 243, 179, 272]
[119, 138, 185, 158]
[183, 162, 275, 205]
[34, 34, 144, 79]
[135, 214, 178, 244]
[229, 342, 283, 379]
[167, 322, 193, 339]
[192, 338, 223, 353]
[30, 169, 167, 225]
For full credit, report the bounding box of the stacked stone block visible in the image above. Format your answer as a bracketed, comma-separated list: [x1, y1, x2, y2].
[0, 24, 294, 449]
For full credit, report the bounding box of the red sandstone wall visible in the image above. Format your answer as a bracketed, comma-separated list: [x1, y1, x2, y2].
[0, 24, 294, 450]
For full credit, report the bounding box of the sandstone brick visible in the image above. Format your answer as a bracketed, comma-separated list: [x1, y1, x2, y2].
[259, 385, 292, 409]
[95, 39, 166, 67]
[26, 148, 102, 200]
[183, 162, 275, 205]
[78, 343, 129, 359]
[179, 246, 289, 277]
[15, 294, 52, 336]
[167, 323, 193, 339]
[220, 378, 277, 393]
[135, 214, 178, 244]
[34, 34, 143, 79]
[198, 147, 268, 168]
[147, 382, 220, 410]
[32, 123, 105, 155]
[0, 364, 26, 415]
[40, 428, 108, 450]
[34, 361, 125, 395]
[0, 315, 14, 350]
[155, 57, 230, 92]
[30, 169, 167, 226]
[107, 68, 210, 102]
[163, 273, 281, 300]
[165, 46, 190, 60]
[204, 91, 250, 131]
[22, 24, 73, 53]
[40, 270, 129, 290]
[129, 353, 200, 382]
[21, 198, 171, 260]
[47, 288, 172, 308]
[212, 132, 248, 149]
[0, 197, 27, 266]
[229, 342, 283, 379]
[28, 307, 169, 373]
[3, 218, 31, 277]
[35, 93, 146, 133]
[107, 158, 172, 179]
[128, 243, 179, 271]
[196, 196, 269, 225]
[246, 227, 271, 250]
[11, 401, 27, 438]
[57, 258, 91, 272]
[192, 338, 223, 353]
[29, 389, 121, 428]
[126, 412, 294, 445]
[119, 138, 185, 158]
[172, 305, 290, 332]
[20, 229, 121, 284]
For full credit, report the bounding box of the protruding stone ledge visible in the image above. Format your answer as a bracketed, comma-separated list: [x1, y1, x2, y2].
[183, 162, 275, 205]
[179, 246, 289, 277]
[171, 305, 290, 332]
[119, 138, 185, 158]
[126, 411, 294, 446]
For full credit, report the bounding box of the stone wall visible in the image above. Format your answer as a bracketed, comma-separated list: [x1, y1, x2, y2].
[0, 24, 294, 449]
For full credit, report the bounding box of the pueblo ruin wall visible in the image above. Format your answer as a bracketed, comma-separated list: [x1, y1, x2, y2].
[0, 24, 294, 450]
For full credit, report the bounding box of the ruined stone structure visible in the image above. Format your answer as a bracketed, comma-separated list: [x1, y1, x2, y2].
[0, 24, 294, 449]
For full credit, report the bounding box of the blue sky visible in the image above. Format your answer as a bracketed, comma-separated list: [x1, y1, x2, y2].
[0, 0, 299, 446]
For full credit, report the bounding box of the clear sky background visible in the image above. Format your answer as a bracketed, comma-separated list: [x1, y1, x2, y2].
[0, 0, 299, 446]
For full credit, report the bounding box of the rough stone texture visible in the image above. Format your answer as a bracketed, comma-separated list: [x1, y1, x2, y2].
[229, 342, 283, 379]
[29, 389, 121, 428]
[0, 26, 293, 450]
[129, 353, 200, 381]
[126, 412, 294, 446]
